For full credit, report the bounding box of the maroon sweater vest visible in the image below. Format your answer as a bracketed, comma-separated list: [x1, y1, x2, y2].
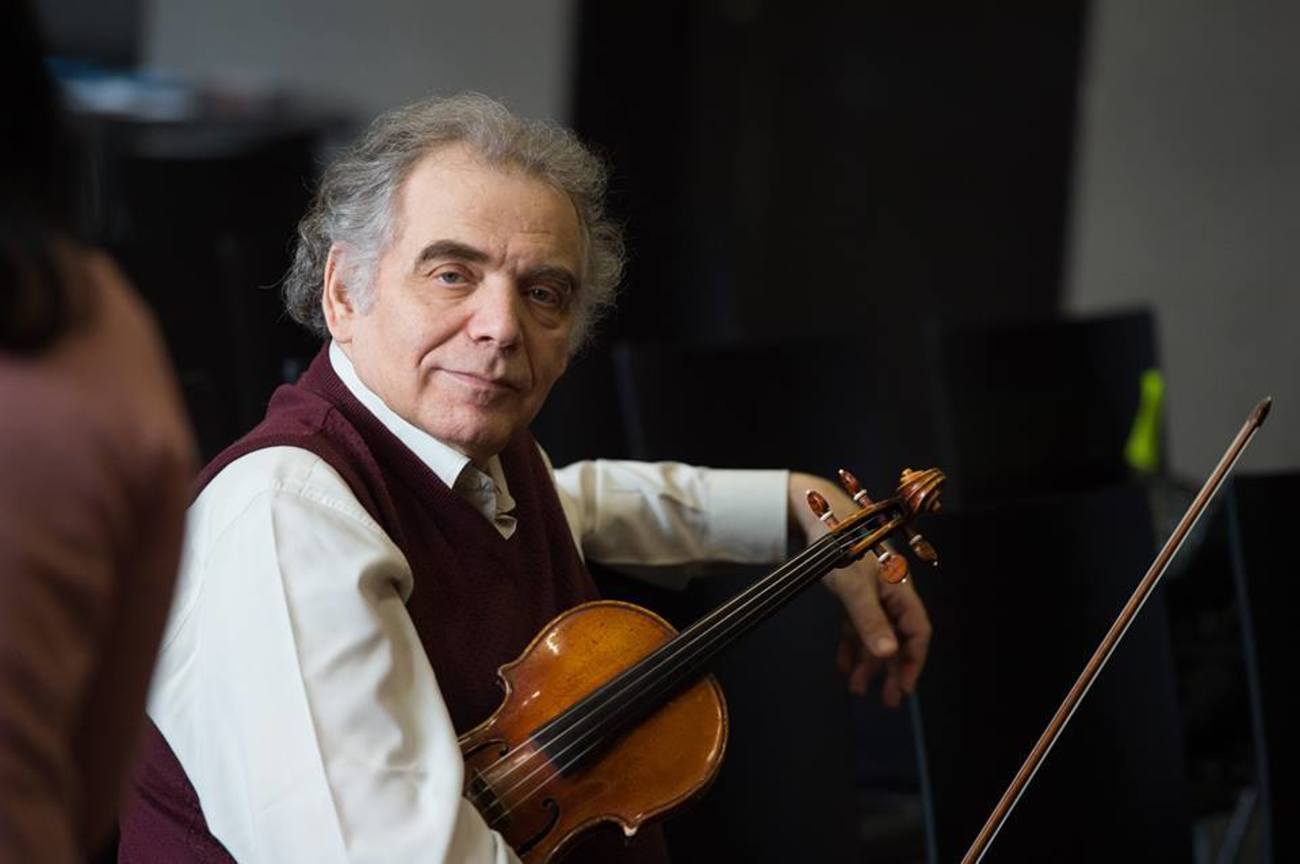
[119, 347, 669, 863]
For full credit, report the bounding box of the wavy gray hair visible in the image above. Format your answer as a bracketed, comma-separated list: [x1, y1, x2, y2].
[283, 93, 623, 350]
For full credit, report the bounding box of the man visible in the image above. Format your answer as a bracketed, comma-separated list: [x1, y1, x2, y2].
[120, 94, 930, 863]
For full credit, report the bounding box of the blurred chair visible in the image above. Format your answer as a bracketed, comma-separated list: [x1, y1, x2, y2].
[1227, 472, 1297, 863]
[613, 336, 942, 479]
[608, 337, 942, 862]
[911, 484, 1193, 863]
[89, 116, 328, 457]
[530, 348, 633, 464]
[929, 309, 1159, 507]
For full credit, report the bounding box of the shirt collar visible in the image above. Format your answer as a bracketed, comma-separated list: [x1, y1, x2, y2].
[328, 341, 503, 494]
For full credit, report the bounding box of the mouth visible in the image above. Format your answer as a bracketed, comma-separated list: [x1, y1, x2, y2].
[442, 369, 522, 394]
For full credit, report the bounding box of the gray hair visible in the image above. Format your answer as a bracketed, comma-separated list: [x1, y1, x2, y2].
[283, 93, 624, 349]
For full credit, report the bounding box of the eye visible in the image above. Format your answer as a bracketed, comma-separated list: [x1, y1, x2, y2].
[435, 269, 468, 286]
[526, 283, 567, 309]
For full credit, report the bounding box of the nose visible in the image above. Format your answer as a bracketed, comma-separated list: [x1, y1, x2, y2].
[465, 278, 523, 348]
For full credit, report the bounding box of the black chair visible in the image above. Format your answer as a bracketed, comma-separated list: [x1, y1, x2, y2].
[930, 310, 1160, 507]
[911, 484, 1193, 862]
[93, 117, 327, 457]
[609, 338, 942, 862]
[530, 347, 633, 464]
[1228, 472, 1298, 863]
[613, 337, 942, 480]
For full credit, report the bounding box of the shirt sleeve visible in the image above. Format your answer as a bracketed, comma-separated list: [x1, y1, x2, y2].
[147, 447, 519, 864]
[547, 457, 790, 567]
[0, 392, 117, 864]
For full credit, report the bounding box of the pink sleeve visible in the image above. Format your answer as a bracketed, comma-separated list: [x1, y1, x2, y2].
[0, 258, 194, 859]
[0, 382, 122, 863]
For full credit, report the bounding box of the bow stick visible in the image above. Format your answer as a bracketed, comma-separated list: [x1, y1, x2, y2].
[963, 397, 1273, 864]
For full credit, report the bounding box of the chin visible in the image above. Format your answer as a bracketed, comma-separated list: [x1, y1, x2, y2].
[437, 417, 518, 461]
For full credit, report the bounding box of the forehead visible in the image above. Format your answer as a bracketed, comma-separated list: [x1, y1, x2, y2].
[391, 143, 583, 265]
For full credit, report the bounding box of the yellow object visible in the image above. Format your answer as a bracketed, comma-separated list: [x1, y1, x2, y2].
[1125, 369, 1164, 473]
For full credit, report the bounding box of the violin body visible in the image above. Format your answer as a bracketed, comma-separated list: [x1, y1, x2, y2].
[459, 600, 728, 863]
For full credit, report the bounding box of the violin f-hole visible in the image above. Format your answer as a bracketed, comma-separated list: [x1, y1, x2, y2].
[514, 797, 561, 857]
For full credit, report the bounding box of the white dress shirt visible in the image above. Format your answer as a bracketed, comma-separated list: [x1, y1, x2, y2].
[146, 344, 789, 863]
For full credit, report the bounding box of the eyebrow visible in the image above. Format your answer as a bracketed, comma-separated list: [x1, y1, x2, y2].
[414, 239, 580, 294]
[413, 239, 491, 270]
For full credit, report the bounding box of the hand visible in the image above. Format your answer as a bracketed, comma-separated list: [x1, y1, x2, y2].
[788, 473, 932, 707]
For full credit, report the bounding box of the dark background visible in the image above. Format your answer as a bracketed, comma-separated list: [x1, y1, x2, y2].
[573, 4, 1082, 347]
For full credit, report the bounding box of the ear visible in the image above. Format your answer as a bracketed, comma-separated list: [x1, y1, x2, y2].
[322, 245, 360, 343]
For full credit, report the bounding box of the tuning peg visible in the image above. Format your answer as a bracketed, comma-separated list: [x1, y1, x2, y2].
[837, 468, 910, 583]
[875, 550, 909, 584]
[837, 468, 868, 506]
[903, 525, 939, 566]
[805, 489, 840, 528]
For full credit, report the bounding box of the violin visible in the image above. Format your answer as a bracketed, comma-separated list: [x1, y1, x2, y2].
[460, 466, 947, 862]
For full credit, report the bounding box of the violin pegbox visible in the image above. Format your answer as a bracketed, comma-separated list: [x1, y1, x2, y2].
[836, 469, 910, 584]
[803, 466, 947, 584]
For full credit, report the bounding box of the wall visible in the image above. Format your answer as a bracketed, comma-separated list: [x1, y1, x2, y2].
[144, 0, 576, 123]
[146, 0, 1300, 478]
[1065, 0, 1300, 478]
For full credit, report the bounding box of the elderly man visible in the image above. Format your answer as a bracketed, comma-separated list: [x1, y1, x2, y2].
[120, 94, 930, 863]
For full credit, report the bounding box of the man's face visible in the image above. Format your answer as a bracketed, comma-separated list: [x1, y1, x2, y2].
[325, 143, 582, 465]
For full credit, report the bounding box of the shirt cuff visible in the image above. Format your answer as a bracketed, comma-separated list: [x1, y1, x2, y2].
[705, 468, 789, 563]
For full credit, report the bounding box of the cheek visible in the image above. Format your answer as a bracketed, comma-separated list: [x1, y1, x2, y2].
[356, 310, 432, 396]
[533, 334, 571, 382]
[385, 308, 450, 369]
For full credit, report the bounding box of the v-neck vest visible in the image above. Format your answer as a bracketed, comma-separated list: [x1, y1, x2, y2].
[191, 346, 602, 730]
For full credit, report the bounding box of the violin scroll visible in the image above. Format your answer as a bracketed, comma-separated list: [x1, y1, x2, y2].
[898, 467, 945, 516]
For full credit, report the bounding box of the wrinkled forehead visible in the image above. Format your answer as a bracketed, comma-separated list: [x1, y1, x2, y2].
[390, 143, 585, 264]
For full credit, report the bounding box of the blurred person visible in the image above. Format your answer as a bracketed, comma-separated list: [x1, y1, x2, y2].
[119, 94, 930, 863]
[0, 3, 197, 862]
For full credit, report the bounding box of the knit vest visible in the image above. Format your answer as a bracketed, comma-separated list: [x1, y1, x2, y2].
[119, 346, 669, 863]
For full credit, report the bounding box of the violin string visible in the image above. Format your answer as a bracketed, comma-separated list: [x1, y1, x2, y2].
[476, 527, 852, 798]
[472, 507, 903, 818]
[557, 509, 900, 736]
[481, 534, 855, 825]
[476, 508, 900, 818]
[466, 532, 851, 815]
[481, 516, 886, 824]
[495, 513, 904, 824]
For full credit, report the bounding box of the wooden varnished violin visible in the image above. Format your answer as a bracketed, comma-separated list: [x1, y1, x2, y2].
[460, 466, 946, 862]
